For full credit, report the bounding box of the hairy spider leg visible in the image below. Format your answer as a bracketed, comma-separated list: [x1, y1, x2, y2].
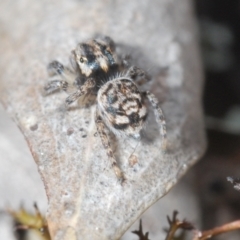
[95, 108, 125, 183]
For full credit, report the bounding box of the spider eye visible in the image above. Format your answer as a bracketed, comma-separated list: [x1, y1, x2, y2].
[80, 57, 84, 63]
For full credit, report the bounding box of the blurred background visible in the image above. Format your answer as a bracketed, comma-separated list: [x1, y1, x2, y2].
[194, 0, 240, 239]
[1, 0, 240, 239]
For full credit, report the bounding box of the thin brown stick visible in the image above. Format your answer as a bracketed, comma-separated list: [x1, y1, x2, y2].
[165, 211, 194, 240]
[193, 220, 240, 240]
[165, 223, 179, 240]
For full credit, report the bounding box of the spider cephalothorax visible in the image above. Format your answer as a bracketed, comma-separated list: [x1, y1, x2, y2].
[44, 36, 166, 183]
[72, 36, 119, 79]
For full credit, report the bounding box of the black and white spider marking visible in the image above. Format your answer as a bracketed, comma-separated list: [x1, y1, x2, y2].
[44, 36, 167, 183]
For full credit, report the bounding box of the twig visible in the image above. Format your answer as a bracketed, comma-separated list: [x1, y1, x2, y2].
[165, 211, 194, 240]
[132, 219, 150, 240]
[193, 220, 240, 240]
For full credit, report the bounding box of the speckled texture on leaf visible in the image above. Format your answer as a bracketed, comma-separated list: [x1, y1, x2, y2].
[0, 0, 206, 239]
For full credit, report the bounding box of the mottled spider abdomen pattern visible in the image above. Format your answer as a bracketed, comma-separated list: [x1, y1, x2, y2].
[98, 77, 147, 139]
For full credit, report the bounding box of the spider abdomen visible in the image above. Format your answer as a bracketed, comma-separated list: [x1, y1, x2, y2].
[97, 78, 147, 138]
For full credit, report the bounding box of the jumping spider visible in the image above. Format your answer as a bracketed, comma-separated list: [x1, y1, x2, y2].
[44, 36, 167, 182]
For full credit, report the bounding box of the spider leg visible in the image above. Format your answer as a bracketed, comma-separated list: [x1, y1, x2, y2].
[44, 60, 76, 94]
[65, 78, 95, 105]
[47, 60, 74, 78]
[145, 91, 167, 150]
[47, 60, 65, 76]
[44, 80, 69, 95]
[120, 54, 131, 68]
[95, 109, 125, 183]
[126, 66, 151, 85]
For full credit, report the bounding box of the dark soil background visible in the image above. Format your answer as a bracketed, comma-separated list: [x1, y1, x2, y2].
[194, 1, 240, 239]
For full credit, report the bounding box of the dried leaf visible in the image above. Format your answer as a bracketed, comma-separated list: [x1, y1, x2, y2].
[0, 0, 206, 239]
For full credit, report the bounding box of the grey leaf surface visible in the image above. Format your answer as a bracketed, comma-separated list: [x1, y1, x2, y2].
[0, 0, 206, 239]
